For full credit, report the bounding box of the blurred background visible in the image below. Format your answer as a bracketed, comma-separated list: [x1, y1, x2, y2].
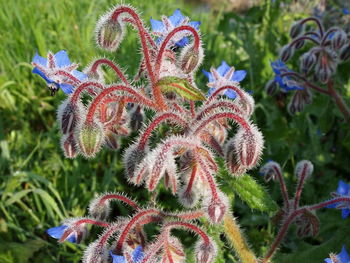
[1, 0, 350, 262]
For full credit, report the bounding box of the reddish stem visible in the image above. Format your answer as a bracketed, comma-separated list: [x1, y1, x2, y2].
[194, 100, 243, 122]
[190, 101, 196, 117]
[206, 85, 248, 104]
[193, 112, 250, 135]
[273, 166, 290, 211]
[90, 58, 129, 85]
[71, 82, 104, 104]
[327, 80, 350, 123]
[293, 164, 308, 210]
[185, 164, 198, 194]
[164, 221, 210, 243]
[289, 35, 320, 47]
[54, 70, 81, 84]
[99, 194, 140, 210]
[138, 112, 187, 150]
[299, 17, 324, 37]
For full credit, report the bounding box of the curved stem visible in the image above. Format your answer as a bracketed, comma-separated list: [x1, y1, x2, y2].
[154, 25, 200, 79]
[224, 214, 258, 263]
[138, 112, 187, 150]
[98, 194, 140, 210]
[164, 221, 210, 243]
[273, 166, 289, 211]
[327, 80, 350, 123]
[194, 100, 243, 122]
[89, 58, 130, 85]
[280, 72, 330, 95]
[54, 70, 81, 85]
[71, 82, 104, 104]
[321, 28, 339, 46]
[206, 85, 248, 104]
[193, 112, 250, 135]
[293, 164, 308, 210]
[289, 36, 320, 47]
[300, 17, 324, 37]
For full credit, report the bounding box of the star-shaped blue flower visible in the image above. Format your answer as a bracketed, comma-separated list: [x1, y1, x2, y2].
[270, 59, 304, 92]
[110, 245, 144, 263]
[150, 9, 200, 48]
[327, 180, 350, 219]
[32, 50, 87, 95]
[46, 225, 77, 243]
[202, 60, 247, 99]
[325, 245, 350, 263]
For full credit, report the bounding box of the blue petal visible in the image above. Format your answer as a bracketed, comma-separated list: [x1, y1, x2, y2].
[343, 8, 350, 15]
[216, 61, 230, 76]
[207, 87, 215, 97]
[324, 258, 332, 263]
[341, 208, 350, 219]
[110, 251, 125, 263]
[337, 180, 350, 195]
[271, 60, 285, 74]
[60, 83, 75, 94]
[326, 202, 337, 209]
[225, 89, 237, 99]
[46, 225, 76, 243]
[232, 70, 247, 82]
[72, 70, 87, 81]
[339, 245, 350, 262]
[202, 69, 214, 83]
[189, 21, 201, 30]
[32, 67, 54, 84]
[32, 52, 47, 66]
[176, 37, 189, 47]
[54, 50, 71, 67]
[169, 9, 185, 26]
[132, 245, 144, 262]
[150, 18, 165, 32]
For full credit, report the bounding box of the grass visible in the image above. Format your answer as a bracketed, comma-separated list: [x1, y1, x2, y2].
[1, 0, 350, 262]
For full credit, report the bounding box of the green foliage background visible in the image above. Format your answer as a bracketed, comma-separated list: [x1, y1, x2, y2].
[0, 0, 350, 262]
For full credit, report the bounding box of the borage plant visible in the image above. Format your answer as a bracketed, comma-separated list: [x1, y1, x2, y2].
[266, 16, 350, 121]
[31, 4, 350, 263]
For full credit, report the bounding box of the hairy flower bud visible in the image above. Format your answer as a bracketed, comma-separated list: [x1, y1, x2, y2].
[295, 210, 319, 237]
[259, 161, 282, 182]
[300, 52, 316, 74]
[178, 183, 200, 208]
[104, 127, 120, 150]
[88, 195, 111, 220]
[123, 143, 147, 182]
[77, 121, 104, 158]
[265, 79, 278, 96]
[295, 160, 313, 180]
[204, 193, 228, 224]
[57, 99, 83, 135]
[340, 42, 350, 61]
[129, 105, 144, 132]
[295, 39, 305, 49]
[290, 21, 304, 38]
[288, 88, 312, 115]
[179, 45, 203, 74]
[96, 13, 124, 52]
[195, 238, 217, 263]
[83, 242, 108, 263]
[224, 138, 246, 176]
[280, 45, 294, 62]
[61, 133, 79, 158]
[331, 29, 348, 50]
[234, 125, 264, 169]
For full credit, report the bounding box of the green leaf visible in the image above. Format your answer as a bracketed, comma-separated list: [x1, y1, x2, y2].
[157, 76, 205, 101]
[0, 239, 46, 263]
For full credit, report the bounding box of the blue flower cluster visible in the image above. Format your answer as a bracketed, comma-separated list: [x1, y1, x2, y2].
[270, 59, 304, 92]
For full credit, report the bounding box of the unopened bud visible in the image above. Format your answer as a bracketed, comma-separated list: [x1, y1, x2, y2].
[129, 106, 144, 132]
[123, 143, 147, 181]
[104, 127, 119, 150]
[287, 88, 311, 115]
[331, 29, 348, 50]
[295, 210, 319, 237]
[234, 125, 264, 169]
[295, 160, 313, 180]
[290, 21, 304, 38]
[340, 42, 350, 61]
[316, 66, 332, 83]
[83, 242, 108, 263]
[204, 193, 228, 224]
[178, 184, 200, 208]
[195, 239, 217, 263]
[259, 161, 282, 182]
[77, 121, 104, 158]
[280, 45, 294, 62]
[300, 52, 316, 74]
[57, 99, 83, 134]
[96, 14, 124, 52]
[295, 39, 305, 49]
[61, 133, 79, 158]
[180, 45, 203, 74]
[265, 79, 278, 96]
[88, 195, 111, 220]
[224, 138, 246, 176]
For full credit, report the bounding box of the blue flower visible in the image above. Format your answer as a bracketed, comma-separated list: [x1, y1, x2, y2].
[110, 245, 144, 263]
[270, 59, 304, 92]
[202, 60, 247, 99]
[327, 180, 350, 219]
[343, 8, 350, 15]
[150, 9, 200, 48]
[325, 245, 350, 263]
[46, 225, 77, 243]
[32, 50, 87, 95]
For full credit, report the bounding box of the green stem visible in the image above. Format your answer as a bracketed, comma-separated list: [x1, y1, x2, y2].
[327, 80, 350, 124]
[223, 214, 258, 263]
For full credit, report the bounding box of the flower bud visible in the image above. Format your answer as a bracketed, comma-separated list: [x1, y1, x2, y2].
[162, 237, 185, 263]
[234, 125, 264, 169]
[88, 195, 111, 221]
[287, 88, 312, 115]
[295, 210, 319, 237]
[300, 52, 316, 74]
[129, 105, 144, 132]
[104, 127, 120, 150]
[280, 45, 294, 62]
[295, 160, 313, 180]
[195, 238, 217, 263]
[290, 21, 304, 38]
[295, 39, 305, 49]
[96, 13, 124, 52]
[61, 133, 79, 158]
[331, 29, 348, 50]
[179, 45, 203, 74]
[83, 242, 108, 263]
[340, 42, 350, 61]
[178, 184, 200, 208]
[224, 138, 246, 176]
[77, 121, 104, 158]
[57, 99, 83, 135]
[123, 143, 147, 181]
[265, 79, 278, 96]
[316, 66, 332, 84]
[259, 161, 282, 182]
[204, 193, 228, 224]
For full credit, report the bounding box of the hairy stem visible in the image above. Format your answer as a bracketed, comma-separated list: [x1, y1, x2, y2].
[327, 80, 350, 123]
